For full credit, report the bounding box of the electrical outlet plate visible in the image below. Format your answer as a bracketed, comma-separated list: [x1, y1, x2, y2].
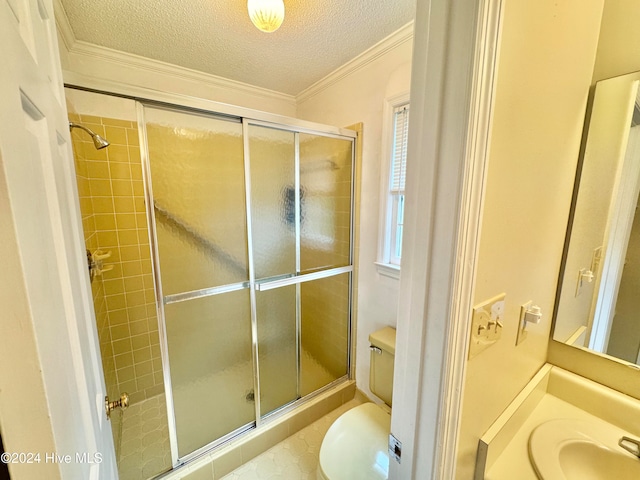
[468, 293, 506, 359]
[389, 433, 402, 463]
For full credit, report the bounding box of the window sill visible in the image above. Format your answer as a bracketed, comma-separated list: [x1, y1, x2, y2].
[375, 262, 400, 280]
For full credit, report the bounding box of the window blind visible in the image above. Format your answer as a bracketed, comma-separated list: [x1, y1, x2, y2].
[390, 105, 409, 194]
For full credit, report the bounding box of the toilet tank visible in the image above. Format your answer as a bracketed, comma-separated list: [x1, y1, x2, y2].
[369, 326, 396, 407]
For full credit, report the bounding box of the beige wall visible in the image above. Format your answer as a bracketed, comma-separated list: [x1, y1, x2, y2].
[592, 0, 640, 83]
[455, 1, 604, 478]
[296, 37, 413, 401]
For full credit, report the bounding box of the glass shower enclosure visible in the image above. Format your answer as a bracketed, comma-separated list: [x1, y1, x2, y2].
[139, 104, 355, 465]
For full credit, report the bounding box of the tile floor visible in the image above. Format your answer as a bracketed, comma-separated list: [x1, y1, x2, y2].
[117, 395, 172, 480]
[220, 398, 362, 480]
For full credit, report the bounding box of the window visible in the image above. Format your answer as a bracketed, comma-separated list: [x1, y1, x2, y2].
[388, 105, 409, 265]
[377, 97, 409, 278]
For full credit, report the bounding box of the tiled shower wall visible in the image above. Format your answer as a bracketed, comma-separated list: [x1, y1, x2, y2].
[71, 116, 117, 404]
[69, 113, 164, 406]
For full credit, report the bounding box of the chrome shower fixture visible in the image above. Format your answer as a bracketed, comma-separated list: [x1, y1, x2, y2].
[69, 122, 110, 149]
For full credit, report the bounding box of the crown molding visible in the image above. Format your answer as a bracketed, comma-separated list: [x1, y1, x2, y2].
[296, 21, 414, 104]
[67, 40, 297, 106]
[52, 0, 76, 50]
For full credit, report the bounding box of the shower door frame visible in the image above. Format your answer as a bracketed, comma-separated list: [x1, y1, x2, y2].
[137, 101, 357, 469]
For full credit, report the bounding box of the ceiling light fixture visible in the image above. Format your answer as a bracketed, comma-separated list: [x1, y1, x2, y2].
[247, 0, 285, 33]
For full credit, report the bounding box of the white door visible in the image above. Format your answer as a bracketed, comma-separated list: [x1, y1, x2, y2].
[0, 0, 117, 478]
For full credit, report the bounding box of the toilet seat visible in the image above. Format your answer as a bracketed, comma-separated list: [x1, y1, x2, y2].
[318, 403, 391, 480]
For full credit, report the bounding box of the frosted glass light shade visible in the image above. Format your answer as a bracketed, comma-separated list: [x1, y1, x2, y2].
[248, 0, 285, 33]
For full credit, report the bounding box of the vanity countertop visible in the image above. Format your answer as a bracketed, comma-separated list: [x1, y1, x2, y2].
[486, 394, 633, 479]
[476, 364, 640, 480]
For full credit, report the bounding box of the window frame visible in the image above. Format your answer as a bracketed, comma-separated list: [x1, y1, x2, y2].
[376, 93, 410, 279]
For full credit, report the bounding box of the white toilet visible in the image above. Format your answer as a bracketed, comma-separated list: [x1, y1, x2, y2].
[317, 326, 396, 480]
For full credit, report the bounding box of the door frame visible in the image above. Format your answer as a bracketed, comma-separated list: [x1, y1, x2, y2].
[390, 0, 502, 478]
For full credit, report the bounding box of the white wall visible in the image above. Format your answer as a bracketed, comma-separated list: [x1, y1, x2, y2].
[455, 1, 604, 478]
[297, 39, 413, 400]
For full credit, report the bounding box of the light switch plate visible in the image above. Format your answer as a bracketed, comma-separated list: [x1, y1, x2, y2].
[468, 293, 506, 359]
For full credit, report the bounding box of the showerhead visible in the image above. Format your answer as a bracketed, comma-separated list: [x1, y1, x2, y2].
[91, 134, 110, 150]
[69, 122, 111, 149]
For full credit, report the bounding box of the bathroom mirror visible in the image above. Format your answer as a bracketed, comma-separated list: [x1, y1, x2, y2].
[553, 70, 640, 364]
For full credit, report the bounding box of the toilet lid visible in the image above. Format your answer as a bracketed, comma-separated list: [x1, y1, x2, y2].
[319, 403, 391, 480]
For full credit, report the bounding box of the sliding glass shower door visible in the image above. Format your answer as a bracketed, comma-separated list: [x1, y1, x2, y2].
[141, 105, 355, 465]
[143, 107, 254, 458]
[247, 123, 354, 417]
[246, 124, 298, 416]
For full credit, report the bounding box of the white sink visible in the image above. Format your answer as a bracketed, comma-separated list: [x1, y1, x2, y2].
[529, 418, 640, 479]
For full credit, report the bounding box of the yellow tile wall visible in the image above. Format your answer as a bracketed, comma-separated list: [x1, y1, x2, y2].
[70, 113, 164, 406]
[70, 113, 119, 403]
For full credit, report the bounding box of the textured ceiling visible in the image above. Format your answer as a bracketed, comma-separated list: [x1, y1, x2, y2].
[58, 0, 416, 95]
